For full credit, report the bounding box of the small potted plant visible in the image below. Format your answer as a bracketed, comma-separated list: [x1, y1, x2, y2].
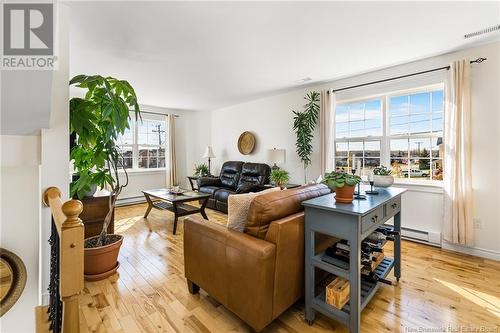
[322, 171, 361, 203]
[373, 166, 394, 187]
[193, 163, 209, 177]
[270, 169, 290, 189]
[70, 74, 141, 281]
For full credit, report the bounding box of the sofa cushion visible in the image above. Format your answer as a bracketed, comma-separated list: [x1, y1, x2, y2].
[244, 184, 330, 239]
[197, 177, 222, 188]
[238, 163, 271, 188]
[214, 188, 236, 203]
[199, 186, 220, 196]
[227, 188, 280, 232]
[219, 161, 244, 189]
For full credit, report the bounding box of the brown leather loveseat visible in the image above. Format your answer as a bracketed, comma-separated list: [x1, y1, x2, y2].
[183, 184, 332, 331]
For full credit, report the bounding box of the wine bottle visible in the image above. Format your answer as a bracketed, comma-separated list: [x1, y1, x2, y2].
[361, 271, 393, 286]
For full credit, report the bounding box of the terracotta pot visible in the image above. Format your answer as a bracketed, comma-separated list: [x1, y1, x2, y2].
[84, 234, 123, 281]
[334, 185, 356, 204]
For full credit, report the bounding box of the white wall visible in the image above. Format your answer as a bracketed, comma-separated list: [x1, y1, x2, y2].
[205, 41, 500, 259]
[0, 136, 41, 333]
[40, 3, 70, 303]
[0, 136, 41, 165]
[0, 5, 70, 329]
[185, 109, 212, 179]
[211, 91, 321, 184]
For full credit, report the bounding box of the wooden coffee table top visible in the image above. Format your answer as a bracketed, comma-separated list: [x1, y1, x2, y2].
[142, 189, 210, 203]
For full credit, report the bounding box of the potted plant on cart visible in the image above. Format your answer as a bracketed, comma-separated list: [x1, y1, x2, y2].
[70, 74, 141, 281]
[322, 171, 361, 203]
[373, 165, 394, 187]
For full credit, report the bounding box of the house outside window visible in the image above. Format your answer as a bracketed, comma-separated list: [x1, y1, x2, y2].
[116, 114, 167, 170]
[334, 84, 444, 182]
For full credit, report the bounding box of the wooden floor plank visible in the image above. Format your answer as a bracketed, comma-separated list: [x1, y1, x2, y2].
[76, 203, 500, 333]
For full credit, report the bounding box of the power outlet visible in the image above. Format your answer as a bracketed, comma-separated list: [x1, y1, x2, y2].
[474, 218, 482, 229]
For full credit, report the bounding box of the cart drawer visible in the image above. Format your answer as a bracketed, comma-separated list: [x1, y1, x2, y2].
[361, 206, 384, 234]
[385, 197, 401, 216]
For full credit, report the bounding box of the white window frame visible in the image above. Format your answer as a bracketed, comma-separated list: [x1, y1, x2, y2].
[117, 113, 167, 171]
[334, 83, 444, 185]
[334, 96, 384, 172]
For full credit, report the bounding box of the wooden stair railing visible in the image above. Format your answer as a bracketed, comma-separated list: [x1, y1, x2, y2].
[37, 187, 84, 333]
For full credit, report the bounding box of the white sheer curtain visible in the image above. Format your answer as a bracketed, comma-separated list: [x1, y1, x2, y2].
[320, 90, 335, 174]
[166, 114, 177, 187]
[443, 58, 474, 246]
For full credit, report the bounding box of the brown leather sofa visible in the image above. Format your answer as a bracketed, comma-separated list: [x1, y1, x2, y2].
[183, 184, 333, 331]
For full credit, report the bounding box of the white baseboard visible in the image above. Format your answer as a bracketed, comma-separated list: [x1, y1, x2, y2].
[442, 242, 500, 261]
[116, 196, 147, 206]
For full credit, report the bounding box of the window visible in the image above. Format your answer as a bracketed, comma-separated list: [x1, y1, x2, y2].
[116, 114, 167, 170]
[335, 99, 383, 175]
[334, 85, 444, 181]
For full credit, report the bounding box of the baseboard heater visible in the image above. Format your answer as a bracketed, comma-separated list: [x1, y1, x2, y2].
[116, 195, 147, 207]
[400, 226, 441, 247]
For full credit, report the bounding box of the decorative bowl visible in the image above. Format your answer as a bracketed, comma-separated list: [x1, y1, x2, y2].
[373, 175, 394, 187]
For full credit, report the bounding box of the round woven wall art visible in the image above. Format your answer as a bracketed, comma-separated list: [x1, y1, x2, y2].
[0, 248, 26, 317]
[237, 131, 256, 155]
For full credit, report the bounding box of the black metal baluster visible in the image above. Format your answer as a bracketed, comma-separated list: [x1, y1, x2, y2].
[47, 218, 62, 333]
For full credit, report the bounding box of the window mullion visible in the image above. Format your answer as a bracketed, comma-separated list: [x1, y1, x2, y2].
[381, 96, 389, 167]
[133, 120, 139, 169]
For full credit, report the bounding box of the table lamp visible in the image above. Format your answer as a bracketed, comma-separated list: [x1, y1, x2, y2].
[268, 148, 285, 170]
[203, 146, 216, 176]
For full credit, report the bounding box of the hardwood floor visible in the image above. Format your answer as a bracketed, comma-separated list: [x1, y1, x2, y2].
[80, 203, 500, 333]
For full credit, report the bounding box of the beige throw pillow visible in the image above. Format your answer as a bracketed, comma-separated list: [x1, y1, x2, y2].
[227, 187, 280, 232]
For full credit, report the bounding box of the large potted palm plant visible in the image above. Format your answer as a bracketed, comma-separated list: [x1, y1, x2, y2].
[70, 74, 141, 281]
[292, 91, 320, 184]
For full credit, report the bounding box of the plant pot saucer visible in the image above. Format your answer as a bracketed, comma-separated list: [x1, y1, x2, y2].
[84, 261, 120, 281]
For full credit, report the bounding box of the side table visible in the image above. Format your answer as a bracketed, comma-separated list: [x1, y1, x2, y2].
[187, 176, 200, 190]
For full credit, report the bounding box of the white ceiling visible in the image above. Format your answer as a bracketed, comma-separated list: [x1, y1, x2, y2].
[68, 1, 500, 111]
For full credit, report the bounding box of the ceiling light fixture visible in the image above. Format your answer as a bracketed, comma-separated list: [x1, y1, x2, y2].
[464, 24, 500, 39]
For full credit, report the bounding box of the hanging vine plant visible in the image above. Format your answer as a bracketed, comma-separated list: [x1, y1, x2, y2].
[292, 91, 320, 183]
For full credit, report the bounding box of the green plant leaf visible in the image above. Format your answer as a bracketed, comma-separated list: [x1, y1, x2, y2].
[270, 169, 290, 185]
[292, 91, 320, 169]
[322, 171, 361, 188]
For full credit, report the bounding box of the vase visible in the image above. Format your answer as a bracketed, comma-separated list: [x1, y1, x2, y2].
[84, 234, 123, 281]
[84, 183, 98, 197]
[373, 175, 394, 187]
[334, 185, 356, 204]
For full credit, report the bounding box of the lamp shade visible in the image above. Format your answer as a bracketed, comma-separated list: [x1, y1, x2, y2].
[203, 146, 216, 158]
[268, 148, 285, 164]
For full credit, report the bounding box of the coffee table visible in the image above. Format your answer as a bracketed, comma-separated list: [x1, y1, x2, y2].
[142, 189, 211, 235]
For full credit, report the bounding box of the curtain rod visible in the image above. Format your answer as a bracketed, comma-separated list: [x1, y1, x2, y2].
[129, 110, 180, 117]
[330, 57, 487, 93]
